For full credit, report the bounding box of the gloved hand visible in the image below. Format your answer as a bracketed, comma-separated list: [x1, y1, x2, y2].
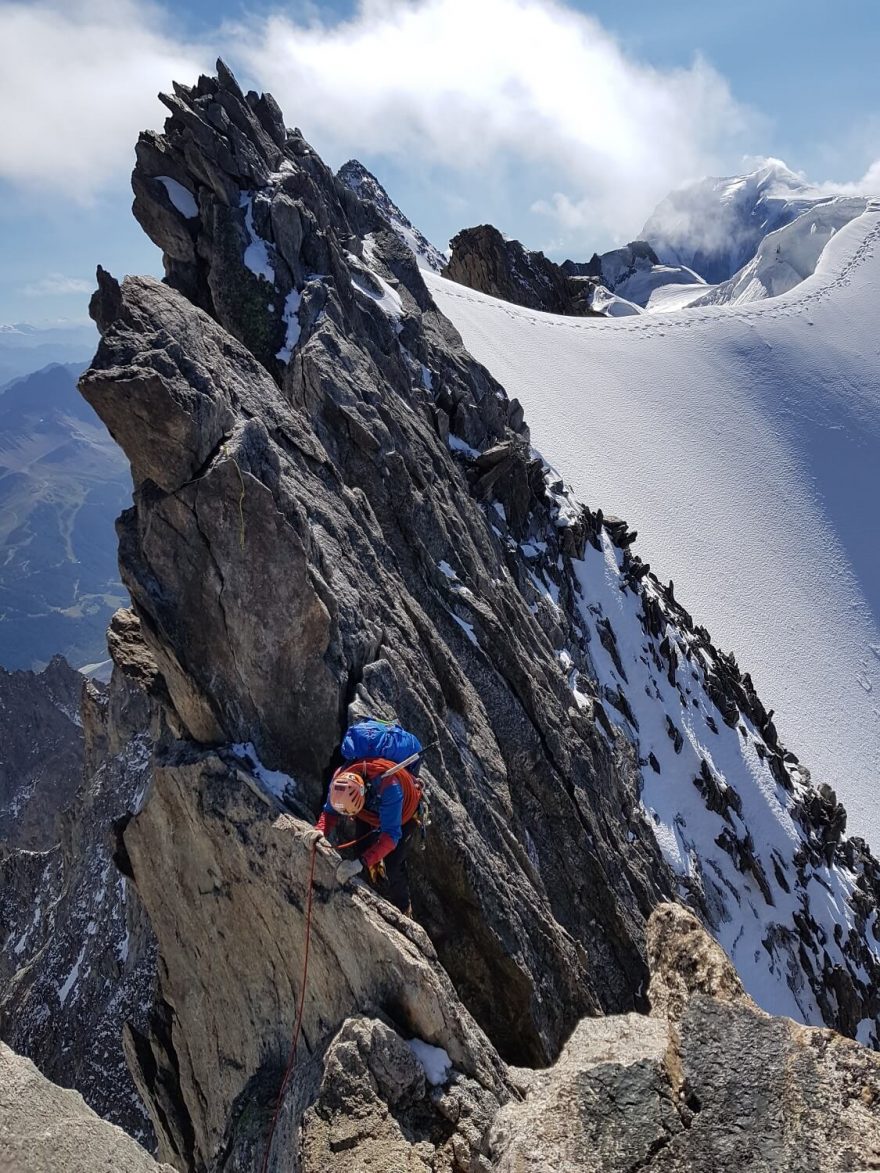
[336, 858, 363, 885]
[302, 828, 326, 851]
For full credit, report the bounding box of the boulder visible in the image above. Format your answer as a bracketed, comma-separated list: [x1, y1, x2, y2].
[0, 1042, 175, 1173]
[488, 905, 880, 1171]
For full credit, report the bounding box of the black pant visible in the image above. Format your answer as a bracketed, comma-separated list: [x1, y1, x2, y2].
[354, 819, 419, 911]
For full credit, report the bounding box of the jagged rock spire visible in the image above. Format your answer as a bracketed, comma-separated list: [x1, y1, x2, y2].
[70, 61, 880, 1170]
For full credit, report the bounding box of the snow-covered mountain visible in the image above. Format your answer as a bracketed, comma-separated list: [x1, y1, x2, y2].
[563, 242, 705, 308]
[642, 158, 850, 284]
[337, 159, 447, 273]
[427, 201, 880, 850]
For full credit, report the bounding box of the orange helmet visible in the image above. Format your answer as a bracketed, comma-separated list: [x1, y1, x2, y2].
[329, 770, 366, 816]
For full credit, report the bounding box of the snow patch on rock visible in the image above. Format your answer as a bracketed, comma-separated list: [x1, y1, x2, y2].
[408, 1038, 453, 1085]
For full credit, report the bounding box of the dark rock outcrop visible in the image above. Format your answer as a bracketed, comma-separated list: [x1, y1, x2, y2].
[443, 224, 604, 315]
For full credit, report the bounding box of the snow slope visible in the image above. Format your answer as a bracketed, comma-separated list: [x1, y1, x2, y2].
[644, 282, 712, 313]
[427, 200, 880, 847]
[615, 262, 704, 308]
[691, 197, 869, 306]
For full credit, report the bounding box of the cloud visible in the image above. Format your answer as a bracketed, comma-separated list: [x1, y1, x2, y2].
[23, 273, 95, 297]
[0, 0, 758, 238]
[230, 0, 756, 241]
[816, 157, 880, 198]
[0, 0, 206, 199]
[1, 0, 875, 250]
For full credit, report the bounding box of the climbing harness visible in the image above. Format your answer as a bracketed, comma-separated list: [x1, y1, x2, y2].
[259, 838, 318, 1173]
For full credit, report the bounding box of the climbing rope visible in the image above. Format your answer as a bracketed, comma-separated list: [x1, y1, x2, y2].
[334, 828, 378, 851]
[258, 744, 436, 1168]
[259, 839, 318, 1173]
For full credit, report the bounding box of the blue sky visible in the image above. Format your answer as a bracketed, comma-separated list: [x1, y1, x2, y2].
[0, 0, 877, 326]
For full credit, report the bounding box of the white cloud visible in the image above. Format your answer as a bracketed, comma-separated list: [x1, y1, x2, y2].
[230, 0, 756, 241]
[0, 0, 206, 198]
[7, 0, 872, 249]
[816, 157, 880, 198]
[23, 273, 94, 297]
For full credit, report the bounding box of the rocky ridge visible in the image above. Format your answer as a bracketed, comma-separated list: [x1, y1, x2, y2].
[0, 644, 158, 1144]
[442, 223, 606, 315]
[489, 903, 880, 1171]
[15, 58, 873, 1169]
[337, 159, 448, 274]
[0, 655, 84, 847]
[438, 226, 703, 317]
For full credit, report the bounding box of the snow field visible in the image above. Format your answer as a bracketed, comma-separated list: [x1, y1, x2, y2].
[427, 202, 880, 848]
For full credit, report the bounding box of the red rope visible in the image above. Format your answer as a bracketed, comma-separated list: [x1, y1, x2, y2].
[260, 840, 318, 1173]
[333, 828, 378, 851]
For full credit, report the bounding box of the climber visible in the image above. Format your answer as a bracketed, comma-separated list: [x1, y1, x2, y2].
[308, 719, 425, 913]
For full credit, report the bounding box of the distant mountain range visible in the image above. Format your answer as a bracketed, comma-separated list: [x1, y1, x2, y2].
[0, 320, 97, 387]
[0, 362, 130, 671]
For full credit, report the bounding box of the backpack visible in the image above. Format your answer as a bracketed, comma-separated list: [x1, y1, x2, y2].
[341, 718, 423, 773]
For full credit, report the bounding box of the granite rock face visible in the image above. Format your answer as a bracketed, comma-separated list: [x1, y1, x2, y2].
[121, 750, 508, 1170]
[301, 1016, 502, 1172]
